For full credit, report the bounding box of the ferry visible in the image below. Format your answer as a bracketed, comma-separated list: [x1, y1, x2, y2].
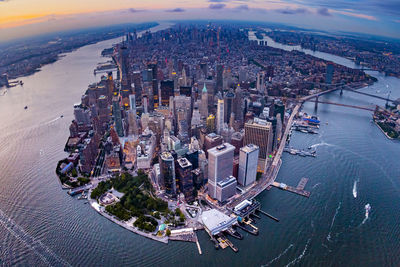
[24, 106, 28, 110]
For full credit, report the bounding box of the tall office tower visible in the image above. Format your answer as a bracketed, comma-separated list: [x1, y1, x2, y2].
[266, 116, 278, 151]
[180, 86, 192, 97]
[181, 67, 188, 87]
[160, 80, 174, 106]
[204, 133, 223, 154]
[200, 62, 207, 78]
[266, 65, 274, 81]
[74, 105, 90, 125]
[152, 79, 159, 109]
[186, 149, 199, 169]
[106, 72, 115, 97]
[326, 63, 334, 84]
[216, 176, 237, 203]
[256, 71, 266, 91]
[231, 131, 244, 155]
[200, 83, 208, 118]
[119, 46, 131, 91]
[142, 95, 148, 113]
[112, 96, 124, 137]
[160, 151, 176, 196]
[192, 168, 204, 190]
[234, 85, 244, 123]
[239, 66, 247, 84]
[238, 144, 259, 187]
[244, 118, 273, 159]
[274, 99, 285, 123]
[206, 114, 216, 133]
[129, 94, 136, 111]
[207, 143, 235, 199]
[176, 158, 194, 202]
[275, 113, 283, 145]
[127, 110, 138, 136]
[216, 64, 224, 94]
[191, 107, 201, 127]
[223, 91, 235, 123]
[229, 112, 235, 129]
[216, 98, 224, 134]
[132, 71, 142, 102]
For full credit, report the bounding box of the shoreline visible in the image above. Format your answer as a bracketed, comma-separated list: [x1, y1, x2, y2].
[87, 195, 170, 244]
[374, 120, 395, 140]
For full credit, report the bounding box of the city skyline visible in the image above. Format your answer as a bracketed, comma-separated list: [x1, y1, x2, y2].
[0, 0, 399, 43]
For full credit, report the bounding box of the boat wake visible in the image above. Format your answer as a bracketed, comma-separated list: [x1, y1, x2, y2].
[312, 183, 321, 189]
[361, 204, 371, 225]
[310, 142, 334, 149]
[327, 201, 341, 242]
[262, 244, 294, 266]
[0, 209, 71, 266]
[285, 238, 311, 267]
[352, 179, 358, 198]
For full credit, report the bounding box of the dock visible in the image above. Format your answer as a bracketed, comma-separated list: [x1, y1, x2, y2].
[258, 209, 279, 222]
[272, 178, 311, 198]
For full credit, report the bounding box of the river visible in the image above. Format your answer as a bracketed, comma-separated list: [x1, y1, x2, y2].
[0, 26, 399, 266]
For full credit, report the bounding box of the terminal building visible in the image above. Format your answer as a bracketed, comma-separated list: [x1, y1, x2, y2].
[201, 209, 237, 236]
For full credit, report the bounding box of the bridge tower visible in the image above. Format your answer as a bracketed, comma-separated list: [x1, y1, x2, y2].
[314, 96, 319, 110]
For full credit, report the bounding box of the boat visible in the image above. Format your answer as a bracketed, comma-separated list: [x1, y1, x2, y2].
[20, 81, 24, 86]
[24, 106, 28, 110]
[60, 115, 64, 118]
[300, 129, 308, 133]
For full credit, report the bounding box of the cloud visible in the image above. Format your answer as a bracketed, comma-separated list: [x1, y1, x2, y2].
[275, 7, 310, 15]
[208, 0, 229, 2]
[317, 7, 331, 16]
[334, 10, 378, 21]
[127, 8, 145, 13]
[166, 8, 185, 12]
[209, 3, 226, 9]
[233, 4, 249, 11]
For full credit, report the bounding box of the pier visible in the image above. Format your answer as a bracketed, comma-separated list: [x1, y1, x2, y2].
[257, 209, 279, 222]
[283, 147, 316, 157]
[271, 177, 311, 198]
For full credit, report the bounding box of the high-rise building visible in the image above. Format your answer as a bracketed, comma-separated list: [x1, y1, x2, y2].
[207, 143, 235, 199]
[238, 144, 259, 187]
[216, 176, 237, 203]
[326, 63, 334, 84]
[206, 114, 215, 133]
[160, 151, 176, 196]
[244, 118, 273, 159]
[200, 83, 208, 118]
[216, 64, 224, 94]
[216, 98, 224, 134]
[112, 95, 124, 137]
[256, 71, 265, 91]
[204, 133, 223, 154]
[176, 157, 194, 202]
[231, 131, 244, 155]
[224, 91, 235, 123]
[160, 80, 174, 106]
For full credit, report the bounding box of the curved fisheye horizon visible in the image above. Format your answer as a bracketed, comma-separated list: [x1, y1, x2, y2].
[0, 0, 399, 42]
[0, 1, 400, 267]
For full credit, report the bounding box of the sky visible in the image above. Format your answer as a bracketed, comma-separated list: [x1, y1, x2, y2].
[0, 0, 399, 42]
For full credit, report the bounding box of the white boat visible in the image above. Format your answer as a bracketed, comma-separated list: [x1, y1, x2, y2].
[365, 204, 371, 218]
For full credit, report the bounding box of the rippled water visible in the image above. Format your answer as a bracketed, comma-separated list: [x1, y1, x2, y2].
[0, 27, 399, 266]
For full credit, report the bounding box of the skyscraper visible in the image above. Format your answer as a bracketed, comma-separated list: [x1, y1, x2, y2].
[256, 71, 265, 91]
[244, 118, 273, 159]
[326, 63, 334, 84]
[216, 64, 224, 94]
[207, 143, 235, 199]
[206, 114, 216, 133]
[160, 151, 176, 196]
[238, 144, 259, 187]
[224, 91, 235, 123]
[160, 80, 174, 106]
[216, 98, 224, 134]
[112, 95, 124, 137]
[176, 157, 194, 202]
[200, 83, 208, 118]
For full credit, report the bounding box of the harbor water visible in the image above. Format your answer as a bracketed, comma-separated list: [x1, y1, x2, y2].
[0, 26, 399, 266]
